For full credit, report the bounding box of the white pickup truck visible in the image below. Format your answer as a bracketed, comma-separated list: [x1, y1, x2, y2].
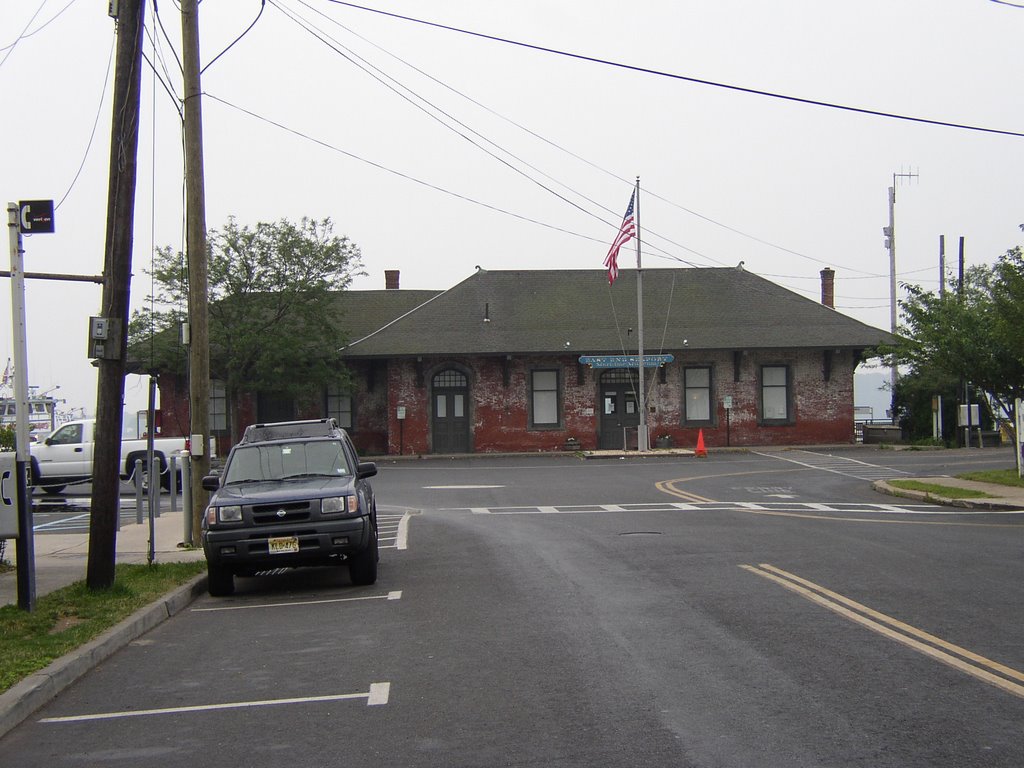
[29, 418, 188, 494]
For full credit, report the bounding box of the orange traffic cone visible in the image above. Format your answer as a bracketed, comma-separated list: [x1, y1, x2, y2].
[695, 429, 707, 458]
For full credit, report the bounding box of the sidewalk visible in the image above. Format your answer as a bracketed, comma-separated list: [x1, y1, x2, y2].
[0, 497, 206, 608]
[873, 477, 1024, 511]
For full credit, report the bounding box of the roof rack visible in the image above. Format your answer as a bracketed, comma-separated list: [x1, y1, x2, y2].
[239, 418, 343, 444]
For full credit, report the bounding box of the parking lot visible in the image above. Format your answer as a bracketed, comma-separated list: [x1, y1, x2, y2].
[3, 447, 1022, 767]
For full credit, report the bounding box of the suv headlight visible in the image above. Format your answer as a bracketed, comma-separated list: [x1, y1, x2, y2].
[207, 505, 242, 525]
[322, 496, 358, 514]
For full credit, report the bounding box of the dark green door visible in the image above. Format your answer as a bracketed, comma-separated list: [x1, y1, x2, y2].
[432, 370, 469, 453]
[599, 370, 640, 450]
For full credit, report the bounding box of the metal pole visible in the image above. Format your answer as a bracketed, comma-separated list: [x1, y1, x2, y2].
[135, 458, 144, 524]
[887, 185, 897, 423]
[147, 376, 159, 519]
[634, 177, 648, 451]
[181, 455, 193, 544]
[169, 455, 178, 512]
[8, 203, 35, 611]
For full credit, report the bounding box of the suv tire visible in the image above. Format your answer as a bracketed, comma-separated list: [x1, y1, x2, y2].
[348, 528, 378, 586]
[207, 562, 235, 596]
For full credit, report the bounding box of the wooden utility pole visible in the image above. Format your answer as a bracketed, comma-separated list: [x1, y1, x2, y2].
[181, 0, 211, 543]
[87, 0, 146, 590]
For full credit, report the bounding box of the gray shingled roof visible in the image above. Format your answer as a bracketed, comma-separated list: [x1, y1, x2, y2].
[331, 289, 441, 344]
[340, 267, 893, 358]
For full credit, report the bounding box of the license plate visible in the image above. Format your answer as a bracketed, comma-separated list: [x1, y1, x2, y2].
[268, 536, 299, 555]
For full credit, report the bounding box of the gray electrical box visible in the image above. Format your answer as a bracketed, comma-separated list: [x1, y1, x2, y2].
[88, 316, 122, 360]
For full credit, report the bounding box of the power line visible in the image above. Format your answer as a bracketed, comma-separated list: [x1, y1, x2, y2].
[0, 0, 49, 68]
[201, 0, 267, 75]
[0, 0, 80, 52]
[204, 92, 610, 246]
[323, 0, 1024, 139]
[56, 32, 116, 209]
[294, 0, 891, 277]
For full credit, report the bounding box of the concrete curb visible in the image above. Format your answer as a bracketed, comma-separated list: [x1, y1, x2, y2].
[872, 480, 1024, 511]
[0, 573, 207, 740]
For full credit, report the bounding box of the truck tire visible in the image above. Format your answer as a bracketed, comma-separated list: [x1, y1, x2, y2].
[127, 453, 165, 493]
[160, 466, 182, 492]
[207, 562, 235, 596]
[41, 484, 66, 495]
[348, 528, 378, 586]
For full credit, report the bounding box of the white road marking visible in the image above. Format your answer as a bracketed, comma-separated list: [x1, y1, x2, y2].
[32, 513, 90, 531]
[40, 684, 391, 723]
[424, 484, 505, 489]
[396, 512, 412, 550]
[753, 450, 911, 480]
[442, 501, 1022, 516]
[192, 591, 402, 612]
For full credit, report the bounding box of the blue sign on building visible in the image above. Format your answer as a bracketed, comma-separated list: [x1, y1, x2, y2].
[578, 354, 674, 368]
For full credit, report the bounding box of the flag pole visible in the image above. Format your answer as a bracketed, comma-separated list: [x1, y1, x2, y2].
[635, 176, 648, 452]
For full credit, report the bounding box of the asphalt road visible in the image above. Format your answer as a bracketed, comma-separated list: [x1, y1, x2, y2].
[3, 446, 1022, 767]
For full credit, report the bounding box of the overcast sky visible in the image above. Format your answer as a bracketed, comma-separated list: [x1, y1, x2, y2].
[2, 0, 1021, 419]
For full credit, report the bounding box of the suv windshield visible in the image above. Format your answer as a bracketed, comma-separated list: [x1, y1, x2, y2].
[223, 440, 352, 484]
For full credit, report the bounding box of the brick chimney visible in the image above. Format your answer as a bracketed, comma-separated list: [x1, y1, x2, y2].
[385, 270, 400, 290]
[820, 268, 835, 308]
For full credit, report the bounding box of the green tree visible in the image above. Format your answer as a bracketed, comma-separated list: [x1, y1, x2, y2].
[0, 425, 14, 452]
[884, 247, 1024, 444]
[130, 217, 364, 441]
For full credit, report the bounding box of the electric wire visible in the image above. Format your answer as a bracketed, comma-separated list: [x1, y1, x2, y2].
[322, 0, 1024, 140]
[204, 90, 911, 318]
[0, 0, 49, 68]
[152, 0, 183, 74]
[201, 0, 266, 75]
[272, 0, 722, 271]
[204, 92, 610, 246]
[55, 31, 116, 210]
[0, 0, 79, 52]
[289, 0, 891, 278]
[137, 2, 922, 322]
[270, 1, 613, 231]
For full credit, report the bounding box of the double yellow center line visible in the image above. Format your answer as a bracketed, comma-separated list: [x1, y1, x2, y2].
[741, 563, 1024, 700]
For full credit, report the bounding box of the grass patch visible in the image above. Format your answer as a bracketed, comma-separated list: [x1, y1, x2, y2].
[0, 561, 204, 695]
[957, 468, 1024, 488]
[886, 480, 994, 499]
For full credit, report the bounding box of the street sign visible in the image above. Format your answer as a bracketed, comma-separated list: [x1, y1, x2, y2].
[18, 200, 55, 234]
[578, 354, 674, 368]
[0, 453, 18, 538]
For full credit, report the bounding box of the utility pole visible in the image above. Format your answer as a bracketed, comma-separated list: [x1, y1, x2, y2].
[939, 235, 946, 299]
[87, 0, 146, 590]
[181, 0, 211, 543]
[882, 170, 918, 423]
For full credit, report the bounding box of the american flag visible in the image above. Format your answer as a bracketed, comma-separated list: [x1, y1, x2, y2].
[603, 191, 635, 285]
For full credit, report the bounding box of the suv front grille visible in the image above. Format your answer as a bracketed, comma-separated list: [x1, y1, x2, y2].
[251, 500, 313, 525]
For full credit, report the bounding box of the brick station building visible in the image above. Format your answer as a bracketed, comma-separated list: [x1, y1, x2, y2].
[153, 266, 893, 456]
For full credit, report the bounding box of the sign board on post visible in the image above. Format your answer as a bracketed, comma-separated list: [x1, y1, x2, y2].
[18, 200, 55, 234]
[0, 453, 18, 538]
